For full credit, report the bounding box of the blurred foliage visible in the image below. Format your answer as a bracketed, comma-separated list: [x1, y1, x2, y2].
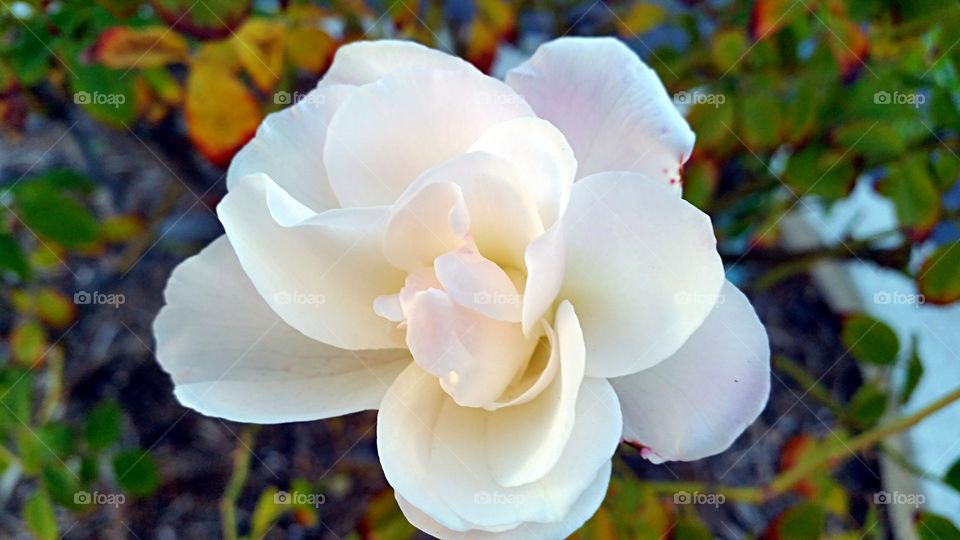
[2, 0, 960, 538]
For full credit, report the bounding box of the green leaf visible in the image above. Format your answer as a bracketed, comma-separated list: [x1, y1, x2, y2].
[682, 160, 718, 210]
[112, 449, 160, 497]
[9, 21, 54, 87]
[774, 502, 826, 540]
[932, 150, 959, 190]
[945, 458, 960, 494]
[0, 369, 33, 433]
[68, 61, 137, 126]
[848, 382, 887, 428]
[739, 76, 781, 151]
[37, 422, 75, 459]
[900, 336, 924, 405]
[785, 146, 855, 201]
[250, 487, 292, 539]
[918, 241, 960, 305]
[42, 463, 82, 510]
[16, 427, 44, 475]
[688, 95, 736, 156]
[711, 29, 749, 74]
[841, 314, 900, 365]
[0, 233, 31, 280]
[673, 515, 712, 540]
[834, 121, 903, 164]
[23, 490, 58, 540]
[85, 400, 122, 451]
[884, 155, 941, 234]
[917, 513, 960, 540]
[13, 180, 99, 248]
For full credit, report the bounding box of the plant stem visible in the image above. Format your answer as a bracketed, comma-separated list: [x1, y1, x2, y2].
[639, 386, 960, 502]
[773, 355, 845, 417]
[221, 425, 260, 540]
[768, 385, 960, 495]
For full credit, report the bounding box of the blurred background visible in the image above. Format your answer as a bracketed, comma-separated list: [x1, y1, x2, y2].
[2, 0, 960, 538]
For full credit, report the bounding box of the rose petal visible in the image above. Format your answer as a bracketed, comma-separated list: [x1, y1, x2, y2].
[324, 67, 533, 207]
[318, 39, 474, 87]
[377, 364, 471, 531]
[218, 173, 405, 350]
[560, 171, 724, 378]
[614, 281, 770, 462]
[383, 181, 470, 273]
[227, 85, 353, 213]
[521, 222, 564, 334]
[486, 301, 584, 486]
[154, 236, 409, 423]
[434, 245, 522, 322]
[403, 288, 536, 407]
[427, 376, 620, 528]
[396, 460, 612, 539]
[506, 37, 694, 190]
[468, 117, 577, 227]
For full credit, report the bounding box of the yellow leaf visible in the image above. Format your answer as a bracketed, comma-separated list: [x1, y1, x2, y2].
[93, 26, 189, 70]
[617, 2, 666, 37]
[194, 39, 243, 73]
[285, 8, 336, 74]
[233, 18, 286, 93]
[10, 320, 47, 367]
[186, 63, 262, 166]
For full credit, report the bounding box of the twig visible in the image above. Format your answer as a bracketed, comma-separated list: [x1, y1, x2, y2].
[221, 425, 260, 540]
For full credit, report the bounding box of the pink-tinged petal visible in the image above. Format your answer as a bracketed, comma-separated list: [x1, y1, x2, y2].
[434, 245, 522, 322]
[506, 37, 694, 190]
[468, 117, 577, 227]
[403, 289, 536, 408]
[486, 301, 584, 486]
[227, 85, 354, 213]
[318, 39, 474, 87]
[382, 180, 470, 273]
[324, 68, 533, 207]
[395, 460, 612, 539]
[427, 376, 620, 528]
[614, 281, 770, 462]
[154, 236, 409, 424]
[218, 173, 405, 351]
[560, 171, 724, 378]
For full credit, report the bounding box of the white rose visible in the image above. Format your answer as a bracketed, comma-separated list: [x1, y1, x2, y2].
[154, 37, 770, 539]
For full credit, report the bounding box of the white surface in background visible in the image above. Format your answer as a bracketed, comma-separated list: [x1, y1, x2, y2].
[792, 179, 960, 524]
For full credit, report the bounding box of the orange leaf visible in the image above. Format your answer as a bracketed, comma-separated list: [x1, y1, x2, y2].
[186, 63, 262, 166]
[233, 18, 286, 93]
[828, 19, 869, 81]
[750, 0, 804, 40]
[92, 26, 189, 70]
